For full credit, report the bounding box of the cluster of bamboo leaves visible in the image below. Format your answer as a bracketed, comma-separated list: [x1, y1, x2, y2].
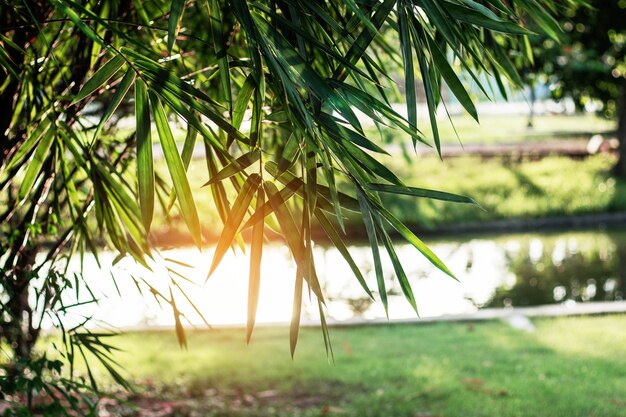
[0, 0, 577, 364]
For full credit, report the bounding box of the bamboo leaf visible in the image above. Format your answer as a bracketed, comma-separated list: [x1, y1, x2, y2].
[232, 74, 255, 129]
[398, 5, 418, 135]
[264, 181, 324, 302]
[18, 129, 55, 200]
[425, 35, 478, 121]
[208, 174, 261, 278]
[72, 55, 124, 104]
[373, 215, 418, 315]
[314, 208, 373, 299]
[150, 92, 202, 248]
[135, 78, 154, 231]
[290, 269, 303, 358]
[368, 183, 480, 206]
[247, 187, 264, 343]
[208, 0, 232, 108]
[203, 149, 261, 186]
[167, 0, 185, 53]
[357, 191, 387, 316]
[370, 197, 456, 280]
[166, 126, 198, 212]
[93, 69, 135, 141]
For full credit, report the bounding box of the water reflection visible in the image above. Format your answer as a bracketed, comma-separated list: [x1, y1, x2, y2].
[485, 233, 625, 307]
[58, 228, 626, 328]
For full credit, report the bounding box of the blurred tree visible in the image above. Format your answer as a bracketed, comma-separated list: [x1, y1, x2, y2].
[0, 0, 576, 412]
[522, 0, 626, 172]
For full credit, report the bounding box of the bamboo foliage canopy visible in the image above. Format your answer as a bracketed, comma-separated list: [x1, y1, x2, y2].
[0, 0, 574, 356]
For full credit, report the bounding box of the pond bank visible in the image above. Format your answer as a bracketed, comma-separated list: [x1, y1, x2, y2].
[150, 210, 626, 247]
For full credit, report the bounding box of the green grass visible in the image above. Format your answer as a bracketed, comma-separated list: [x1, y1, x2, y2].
[94, 315, 626, 416]
[381, 113, 615, 145]
[153, 154, 626, 236]
[379, 153, 626, 228]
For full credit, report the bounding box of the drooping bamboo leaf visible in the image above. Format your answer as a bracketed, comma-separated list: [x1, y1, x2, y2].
[150, 92, 202, 248]
[18, 129, 55, 201]
[314, 208, 373, 299]
[373, 214, 418, 315]
[247, 187, 264, 344]
[369, 196, 456, 280]
[318, 300, 334, 362]
[368, 183, 480, 206]
[166, 126, 198, 212]
[357, 190, 387, 316]
[56, 0, 105, 46]
[4, 116, 52, 174]
[207, 0, 232, 109]
[208, 174, 261, 278]
[264, 181, 324, 302]
[413, 31, 441, 156]
[232, 74, 255, 129]
[203, 149, 261, 186]
[72, 54, 124, 104]
[398, 5, 418, 136]
[170, 286, 187, 349]
[290, 268, 303, 358]
[167, 0, 185, 53]
[135, 78, 154, 231]
[424, 35, 478, 122]
[93, 69, 135, 141]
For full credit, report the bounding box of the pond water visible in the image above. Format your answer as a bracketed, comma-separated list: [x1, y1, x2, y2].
[58, 227, 626, 329]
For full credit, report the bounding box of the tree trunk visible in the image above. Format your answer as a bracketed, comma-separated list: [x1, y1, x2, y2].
[612, 78, 626, 177]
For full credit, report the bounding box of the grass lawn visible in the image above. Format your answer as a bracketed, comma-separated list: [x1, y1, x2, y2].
[376, 113, 615, 145]
[153, 153, 626, 236]
[96, 315, 626, 416]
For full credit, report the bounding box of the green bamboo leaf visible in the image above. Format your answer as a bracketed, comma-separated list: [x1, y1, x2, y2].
[155, 86, 224, 150]
[0, 44, 19, 79]
[204, 142, 231, 224]
[208, 174, 261, 278]
[424, 35, 478, 121]
[207, 0, 231, 108]
[264, 181, 324, 302]
[232, 74, 255, 129]
[445, 3, 534, 35]
[413, 32, 441, 156]
[277, 133, 301, 174]
[318, 300, 334, 362]
[318, 113, 389, 154]
[55, 0, 105, 46]
[170, 287, 187, 349]
[290, 269, 303, 358]
[135, 79, 154, 231]
[18, 129, 55, 200]
[4, 116, 52, 173]
[333, 0, 396, 82]
[265, 161, 361, 212]
[72, 55, 124, 104]
[203, 149, 261, 186]
[247, 187, 264, 344]
[150, 92, 202, 248]
[370, 197, 456, 280]
[240, 177, 301, 230]
[373, 216, 418, 315]
[368, 183, 480, 206]
[398, 5, 418, 136]
[167, 0, 185, 53]
[314, 208, 373, 299]
[93, 69, 135, 141]
[357, 191, 387, 316]
[166, 126, 198, 212]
